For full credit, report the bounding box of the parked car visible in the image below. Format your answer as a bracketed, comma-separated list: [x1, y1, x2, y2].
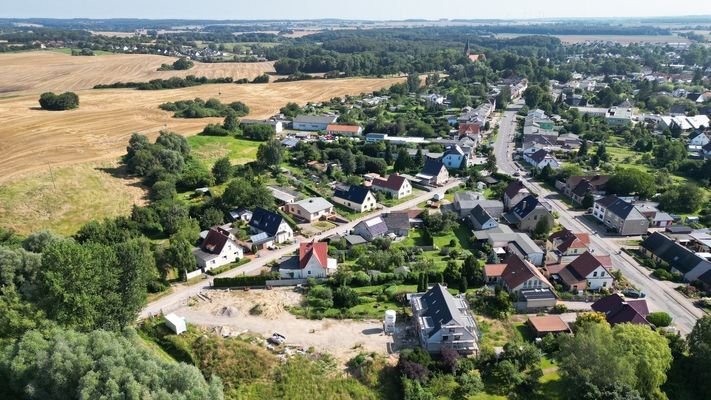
[268, 332, 286, 345]
[622, 288, 646, 299]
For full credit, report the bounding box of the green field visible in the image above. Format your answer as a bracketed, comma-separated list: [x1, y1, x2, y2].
[187, 136, 260, 166]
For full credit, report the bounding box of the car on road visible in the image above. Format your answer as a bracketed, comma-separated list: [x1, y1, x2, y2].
[513, 170, 521, 177]
[622, 288, 646, 299]
[268, 332, 286, 345]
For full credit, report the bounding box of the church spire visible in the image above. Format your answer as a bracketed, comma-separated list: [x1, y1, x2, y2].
[464, 39, 471, 55]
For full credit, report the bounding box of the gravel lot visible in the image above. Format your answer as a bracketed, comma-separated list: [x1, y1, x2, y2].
[174, 288, 404, 364]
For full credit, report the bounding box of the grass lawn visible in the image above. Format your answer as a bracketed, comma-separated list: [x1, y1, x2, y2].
[470, 394, 507, 400]
[476, 316, 524, 349]
[0, 160, 147, 235]
[187, 135, 259, 166]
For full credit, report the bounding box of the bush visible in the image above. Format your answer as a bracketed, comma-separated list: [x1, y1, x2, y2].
[647, 311, 672, 328]
[160, 97, 250, 118]
[200, 123, 232, 136]
[251, 74, 270, 83]
[213, 273, 278, 287]
[242, 124, 276, 141]
[38, 91, 79, 110]
[158, 57, 194, 71]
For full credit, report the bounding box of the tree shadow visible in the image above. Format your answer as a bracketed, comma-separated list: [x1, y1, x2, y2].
[95, 165, 149, 201]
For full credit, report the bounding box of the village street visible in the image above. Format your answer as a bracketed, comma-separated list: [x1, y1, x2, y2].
[140, 179, 462, 319]
[494, 103, 705, 334]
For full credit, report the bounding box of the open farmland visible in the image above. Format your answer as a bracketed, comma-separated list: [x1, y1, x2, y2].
[0, 77, 402, 182]
[0, 51, 275, 95]
[0, 74, 401, 234]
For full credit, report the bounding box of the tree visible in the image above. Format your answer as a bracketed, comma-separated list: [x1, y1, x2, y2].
[199, 207, 224, 230]
[523, 85, 546, 109]
[243, 125, 276, 141]
[658, 183, 704, 214]
[112, 238, 157, 327]
[0, 329, 224, 400]
[38, 240, 125, 331]
[257, 140, 283, 168]
[559, 322, 672, 399]
[607, 168, 655, 199]
[581, 193, 595, 209]
[532, 217, 552, 239]
[307, 286, 333, 309]
[688, 316, 711, 396]
[38, 91, 79, 110]
[164, 238, 196, 280]
[394, 148, 414, 172]
[223, 113, 239, 131]
[22, 230, 60, 253]
[578, 139, 589, 157]
[459, 276, 468, 293]
[212, 157, 233, 185]
[333, 286, 360, 308]
[407, 74, 421, 92]
[646, 311, 672, 328]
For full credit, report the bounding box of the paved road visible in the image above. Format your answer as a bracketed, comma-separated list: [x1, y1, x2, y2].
[494, 104, 704, 334]
[140, 179, 463, 319]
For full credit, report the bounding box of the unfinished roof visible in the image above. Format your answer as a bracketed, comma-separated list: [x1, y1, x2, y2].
[293, 197, 333, 214]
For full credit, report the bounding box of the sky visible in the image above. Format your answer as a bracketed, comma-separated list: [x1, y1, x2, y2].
[1, 0, 709, 20]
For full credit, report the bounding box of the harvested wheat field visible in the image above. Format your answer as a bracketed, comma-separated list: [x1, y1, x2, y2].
[0, 51, 275, 95]
[0, 77, 402, 183]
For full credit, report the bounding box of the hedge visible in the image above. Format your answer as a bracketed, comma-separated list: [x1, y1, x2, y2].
[213, 272, 280, 287]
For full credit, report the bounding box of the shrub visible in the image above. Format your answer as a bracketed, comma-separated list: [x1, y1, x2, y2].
[38, 91, 79, 110]
[200, 123, 232, 136]
[647, 311, 672, 328]
[251, 74, 270, 83]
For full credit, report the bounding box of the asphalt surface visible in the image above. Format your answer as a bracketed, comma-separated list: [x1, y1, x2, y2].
[494, 103, 704, 334]
[140, 179, 462, 319]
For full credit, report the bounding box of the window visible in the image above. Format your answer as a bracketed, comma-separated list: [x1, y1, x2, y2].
[600, 271, 605, 276]
[308, 271, 311, 275]
[442, 335, 449, 341]
[593, 271, 598, 277]
[449, 328, 455, 333]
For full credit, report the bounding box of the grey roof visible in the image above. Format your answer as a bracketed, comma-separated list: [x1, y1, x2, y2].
[293, 114, 338, 124]
[596, 195, 646, 220]
[268, 186, 297, 203]
[383, 211, 411, 232]
[355, 216, 389, 237]
[422, 156, 446, 176]
[641, 232, 708, 274]
[418, 284, 472, 338]
[508, 195, 542, 220]
[278, 255, 300, 270]
[333, 185, 372, 205]
[473, 224, 514, 241]
[249, 207, 285, 237]
[344, 234, 367, 246]
[454, 191, 485, 209]
[250, 232, 273, 245]
[469, 204, 495, 226]
[293, 197, 333, 214]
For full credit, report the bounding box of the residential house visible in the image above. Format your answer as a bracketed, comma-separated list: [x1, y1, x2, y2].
[556, 251, 614, 291]
[352, 216, 389, 242]
[193, 227, 244, 271]
[326, 124, 363, 137]
[484, 263, 507, 285]
[292, 114, 339, 131]
[593, 195, 649, 236]
[591, 294, 651, 326]
[605, 107, 633, 127]
[453, 191, 504, 219]
[287, 197, 334, 222]
[228, 208, 252, 222]
[522, 134, 557, 151]
[248, 207, 294, 245]
[371, 174, 413, 199]
[496, 254, 554, 294]
[442, 145, 467, 169]
[416, 157, 449, 186]
[278, 241, 337, 279]
[332, 186, 377, 213]
[503, 180, 530, 210]
[240, 118, 283, 133]
[504, 195, 554, 233]
[688, 130, 710, 151]
[383, 211, 412, 236]
[468, 204, 498, 230]
[547, 228, 590, 257]
[523, 148, 560, 170]
[410, 284, 480, 355]
[651, 212, 674, 228]
[561, 175, 610, 205]
[475, 225, 545, 266]
[523, 109, 556, 136]
[640, 232, 711, 282]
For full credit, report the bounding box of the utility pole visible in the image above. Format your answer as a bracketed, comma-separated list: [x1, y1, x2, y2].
[47, 162, 57, 191]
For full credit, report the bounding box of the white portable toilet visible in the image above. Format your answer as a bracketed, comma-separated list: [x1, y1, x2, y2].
[383, 310, 396, 334]
[165, 313, 187, 335]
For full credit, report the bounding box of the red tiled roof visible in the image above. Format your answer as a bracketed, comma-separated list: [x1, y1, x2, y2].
[484, 263, 507, 278]
[548, 228, 590, 252]
[372, 174, 408, 191]
[299, 241, 328, 269]
[501, 255, 550, 290]
[326, 124, 361, 133]
[528, 315, 570, 334]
